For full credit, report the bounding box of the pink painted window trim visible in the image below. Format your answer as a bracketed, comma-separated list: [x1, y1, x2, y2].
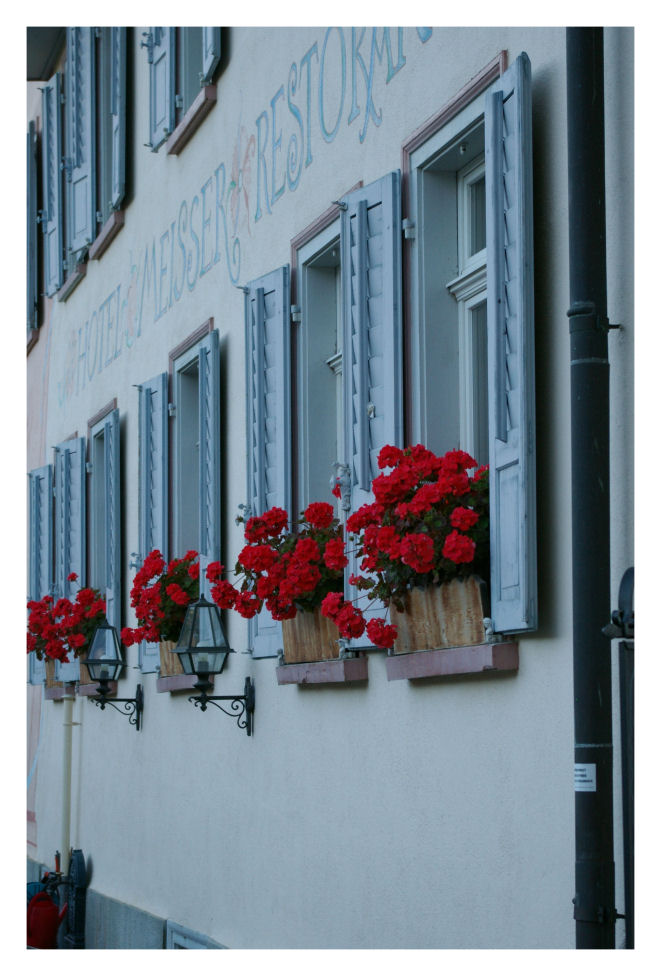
[166, 85, 217, 156]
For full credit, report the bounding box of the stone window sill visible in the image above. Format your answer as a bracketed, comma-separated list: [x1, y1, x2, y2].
[166, 86, 217, 155]
[56, 262, 86, 301]
[385, 641, 519, 681]
[276, 655, 368, 686]
[89, 210, 125, 261]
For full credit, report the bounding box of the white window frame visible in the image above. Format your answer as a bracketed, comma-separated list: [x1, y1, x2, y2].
[171, 344, 202, 557]
[295, 216, 344, 512]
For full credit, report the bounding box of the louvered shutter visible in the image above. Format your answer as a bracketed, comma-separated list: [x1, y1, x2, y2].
[27, 122, 38, 333]
[484, 52, 537, 634]
[340, 172, 403, 642]
[54, 438, 86, 683]
[201, 28, 221, 85]
[198, 330, 221, 596]
[28, 465, 53, 684]
[65, 27, 96, 257]
[245, 266, 291, 657]
[41, 73, 64, 296]
[148, 27, 175, 149]
[137, 373, 169, 672]
[110, 27, 127, 209]
[102, 410, 121, 628]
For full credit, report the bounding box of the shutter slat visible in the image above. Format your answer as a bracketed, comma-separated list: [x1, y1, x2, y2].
[110, 27, 127, 209]
[340, 171, 403, 645]
[27, 122, 38, 333]
[137, 373, 168, 671]
[66, 27, 96, 256]
[201, 27, 221, 85]
[54, 438, 86, 683]
[41, 74, 64, 295]
[198, 330, 221, 597]
[485, 52, 537, 634]
[244, 266, 291, 657]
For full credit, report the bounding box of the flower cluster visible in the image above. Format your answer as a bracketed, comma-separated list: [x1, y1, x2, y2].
[320, 445, 489, 647]
[26, 574, 106, 662]
[207, 502, 347, 621]
[121, 550, 200, 646]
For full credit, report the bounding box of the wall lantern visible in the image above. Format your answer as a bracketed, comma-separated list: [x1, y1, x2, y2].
[86, 619, 144, 731]
[175, 596, 255, 736]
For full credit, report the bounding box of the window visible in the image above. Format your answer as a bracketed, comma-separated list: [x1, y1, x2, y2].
[87, 406, 121, 628]
[294, 220, 343, 511]
[169, 326, 221, 591]
[406, 53, 537, 634]
[39, 28, 127, 295]
[144, 27, 221, 154]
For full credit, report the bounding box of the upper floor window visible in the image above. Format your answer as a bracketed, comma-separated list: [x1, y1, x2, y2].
[144, 27, 221, 154]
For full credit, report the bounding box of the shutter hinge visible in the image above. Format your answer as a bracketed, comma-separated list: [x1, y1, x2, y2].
[140, 31, 154, 63]
[95, 211, 103, 225]
[291, 304, 302, 323]
[331, 200, 348, 211]
[95, 27, 102, 39]
[168, 402, 176, 417]
[85, 462, 93, 474]
[129, 552, 142, 570]
[402, 218, 415, 240]
[175, 94, 184, 109]
[236, 502, 252, 526]
[61, 157, 73, 181]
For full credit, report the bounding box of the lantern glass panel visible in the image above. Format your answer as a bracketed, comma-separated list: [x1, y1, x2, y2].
[86, 622, 124, 682]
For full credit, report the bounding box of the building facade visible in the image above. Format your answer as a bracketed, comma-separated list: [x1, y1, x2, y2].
[26, 26, 634, 949]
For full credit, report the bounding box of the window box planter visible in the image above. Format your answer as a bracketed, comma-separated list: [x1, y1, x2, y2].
[280, 609, 342, 665]
[156, 640, 207, 693]
[389, 576, 487, 654]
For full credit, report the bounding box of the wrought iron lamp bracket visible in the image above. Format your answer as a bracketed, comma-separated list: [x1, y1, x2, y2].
[91, 683, 144, 732]
[188, 676, 255, 736]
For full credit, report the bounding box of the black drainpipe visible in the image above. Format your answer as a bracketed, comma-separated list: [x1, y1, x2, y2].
[566, 27, 616, 949]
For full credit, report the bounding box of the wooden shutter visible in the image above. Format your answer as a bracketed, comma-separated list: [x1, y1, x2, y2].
[110, 27, 127, 209]
[201, 28, 221, 84]
[138, 373, 169, 672]
[148, 27, 175, 149]
[27, 122, 38, 333]
[198, 330, 221, 596]
[102, 409, 121, 628]
[340, 172, 403, 642]
[484, 52, 537, 634]
[244, 266, 291, 657]
[28, 465, 53, 684]
[41, 73, 64, 295]
[65, 27, 96, 257]
[54, 437, 86, 683]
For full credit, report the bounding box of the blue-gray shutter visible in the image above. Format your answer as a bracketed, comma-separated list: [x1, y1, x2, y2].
[340, 172, 403, 643]
[201, 28, 221, 85]
[137, 373, 169, 672]
[110, 27, 127, 209]
[102, 409, 121, 628]
[148, 27, 175, 149]
[28, 465, 53, 684]
[198, 330, 221, 596]
[27, 122, 38, 334]
[65, 27, 96, 258]
[244, 266, 291, 657]
[484, 52, 537, 634]
[41, 73, 64, 296]
[54, 437, 86, 683]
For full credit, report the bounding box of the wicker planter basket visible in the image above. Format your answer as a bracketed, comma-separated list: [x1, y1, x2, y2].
[159, 640, 185, 677]
[390, 576, 487, 654]
[281, 609, 341, 664]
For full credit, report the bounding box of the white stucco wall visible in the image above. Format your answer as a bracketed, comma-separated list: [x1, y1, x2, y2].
[26, 26, 634, 949]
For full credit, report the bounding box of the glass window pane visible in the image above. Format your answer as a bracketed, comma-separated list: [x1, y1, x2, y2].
[470, 176, 486, 255]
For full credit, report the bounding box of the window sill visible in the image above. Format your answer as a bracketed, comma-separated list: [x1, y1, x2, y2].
[166, 85, 217, 155]
[56, 262, 87, 302]
[89, 210, 125, 261]
[77, 681, 118, 697]
[27, 327, 40, 355]
[156, 673, 214, 694]
[276, 655, 368, 686]
[385, 641, 518, 681]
